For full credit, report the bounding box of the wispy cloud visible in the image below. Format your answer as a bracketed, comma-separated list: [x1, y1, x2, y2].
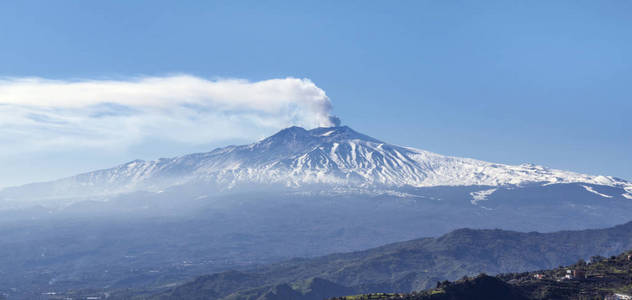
[0, 75, 335, 154]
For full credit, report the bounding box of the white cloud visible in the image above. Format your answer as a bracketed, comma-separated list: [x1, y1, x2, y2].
[0, 75, 336, 154]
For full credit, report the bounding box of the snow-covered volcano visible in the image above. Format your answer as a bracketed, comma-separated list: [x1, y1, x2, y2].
[2, 126, 632, 296]
[2, 125, 630, 204]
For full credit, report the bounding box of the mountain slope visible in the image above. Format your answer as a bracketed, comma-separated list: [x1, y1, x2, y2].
[2, 126, 630, 206]
[337, 249, 632, 300]
[123, 221, 632, 300]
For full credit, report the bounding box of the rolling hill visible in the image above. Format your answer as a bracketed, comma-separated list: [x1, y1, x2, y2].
[97, 221, 632, 300]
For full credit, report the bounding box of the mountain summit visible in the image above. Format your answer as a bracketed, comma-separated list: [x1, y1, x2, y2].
[1, 125, 630, 205]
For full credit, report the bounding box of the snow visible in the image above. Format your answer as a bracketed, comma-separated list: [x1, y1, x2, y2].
[3, 126, 631, 200]
[470, 188, 497, 205]
[320, 130, 335, 136]
[581, 185, 613, 198]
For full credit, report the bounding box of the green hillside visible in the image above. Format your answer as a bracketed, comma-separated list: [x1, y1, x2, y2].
[131, 221, 632, 299]
[335, 249, 632, 299]
[58, 221, 632, 299]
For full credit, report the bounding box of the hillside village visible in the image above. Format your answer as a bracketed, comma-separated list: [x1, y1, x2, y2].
[332, 250, 632, 300]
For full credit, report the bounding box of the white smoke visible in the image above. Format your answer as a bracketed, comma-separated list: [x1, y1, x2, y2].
[0, 75, 336, 153]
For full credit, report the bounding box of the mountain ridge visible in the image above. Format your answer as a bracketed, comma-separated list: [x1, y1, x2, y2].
[2, 125, 630, 206]
[333, 249, 632, 300]
[96, 221, 632, 300]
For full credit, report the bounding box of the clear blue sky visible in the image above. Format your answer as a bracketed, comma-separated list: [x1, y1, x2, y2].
[0, 0, 630, 186]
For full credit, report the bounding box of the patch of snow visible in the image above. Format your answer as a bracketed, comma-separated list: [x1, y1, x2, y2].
[320, 130, 335, 136]
[377, 189, 426, 198]
[470, 188, 497, 205]
[581, 185, 613, 198]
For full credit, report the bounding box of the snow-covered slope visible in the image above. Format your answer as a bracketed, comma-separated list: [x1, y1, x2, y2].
[1, 126, 630, 202]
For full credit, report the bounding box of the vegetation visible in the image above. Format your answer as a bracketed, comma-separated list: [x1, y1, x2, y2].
[40, 221, 632, 299]
[332, 250, 632, 300]
[92, 221, 632, 299]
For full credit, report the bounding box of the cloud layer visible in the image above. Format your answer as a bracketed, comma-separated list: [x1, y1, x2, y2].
[0, 75, 335, 154]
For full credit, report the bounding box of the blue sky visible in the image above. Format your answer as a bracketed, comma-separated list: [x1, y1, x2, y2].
[0, 1, 630, 187]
